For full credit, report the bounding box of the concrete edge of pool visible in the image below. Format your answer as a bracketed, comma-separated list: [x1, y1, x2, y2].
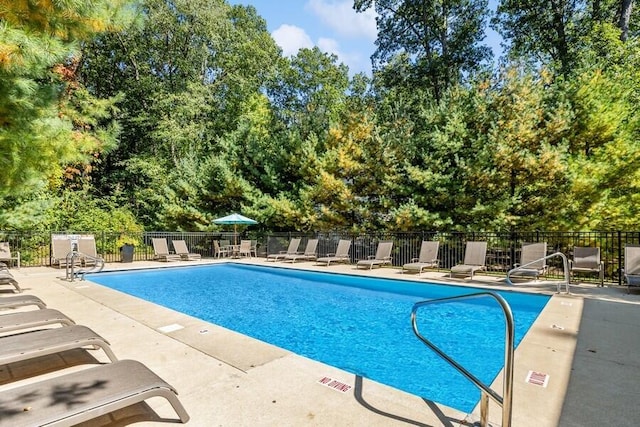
[1, 259, 639, 426]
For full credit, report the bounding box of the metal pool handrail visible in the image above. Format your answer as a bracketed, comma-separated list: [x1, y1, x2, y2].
[65, 251, 105, 281]
[506, 252, 570, 294]
[411, 292, 514, 427]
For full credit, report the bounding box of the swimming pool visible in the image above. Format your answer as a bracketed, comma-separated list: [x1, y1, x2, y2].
[88, 264, 549, 412]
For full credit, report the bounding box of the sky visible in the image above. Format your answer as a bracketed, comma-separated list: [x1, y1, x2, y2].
[228, 0, 502, 76]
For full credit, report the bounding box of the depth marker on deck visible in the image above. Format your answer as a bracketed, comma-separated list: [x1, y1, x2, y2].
[526, 371, 549, 387]
[157, 323, 184, 333]
[318, 377, 352, 393]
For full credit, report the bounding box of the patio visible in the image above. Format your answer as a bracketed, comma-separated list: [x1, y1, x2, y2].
[1, 258, 639, 426]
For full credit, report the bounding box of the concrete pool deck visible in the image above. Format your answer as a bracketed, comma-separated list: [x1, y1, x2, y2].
[1, 259, 639, 426]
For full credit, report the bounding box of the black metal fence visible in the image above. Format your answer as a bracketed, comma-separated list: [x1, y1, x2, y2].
[1, 230, 639, 284]
[266, 231, 640, 284]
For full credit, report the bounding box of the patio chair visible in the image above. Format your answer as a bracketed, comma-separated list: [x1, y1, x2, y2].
[450, 241, 488, 279]
[51, 237, 73, 269]
[569, 246, 604, 286]
[151, 238, 182, 262]
[172, 240, 202, 261]
[0, 324, 118, 366]
[357, 241, 394, 270]
[402, 241, 440, 275]
[624, 244, 640, 291]
[78, 235, 101, 267]
[0, 359, 190, 426]
[0, 294, 46, 310]
[0, 308, 75, 335]
[509, 242, 548, 280]
[266, 238, 301, 261]
[213, 240, 229, 258]
[316, 239, 352, 266]
[284, 239, 319, 263]
[0, 242, 20, 269]
[238, 239, 253, 257]
[0, 270, 21, 293]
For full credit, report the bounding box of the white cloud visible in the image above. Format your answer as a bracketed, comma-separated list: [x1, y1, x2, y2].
[317, 37, 341, 57]
[306, 0, 377, 40]
[317, 37, 367, 75]
[271, 24, 314, 57]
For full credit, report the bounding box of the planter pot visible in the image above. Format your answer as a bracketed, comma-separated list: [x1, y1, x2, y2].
[120, 244, 134, 263]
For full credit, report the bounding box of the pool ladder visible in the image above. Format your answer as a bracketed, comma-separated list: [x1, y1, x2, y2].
[411, 292, 514, 427]
[65, 251, 105, 281]
[506, 252, 571, 294]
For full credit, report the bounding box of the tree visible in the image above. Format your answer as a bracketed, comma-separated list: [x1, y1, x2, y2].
[618, 0, 635, 41]
[471, 68, 573, 230]
[79, 0, 282, 229]
[0, 0, 128, 196]
[355, 0, 492, 101]
[268, 47, 350, 141]
[493, 0, 637, 74]
[493, 0, 579, 74]
[561, 24, 640, 229]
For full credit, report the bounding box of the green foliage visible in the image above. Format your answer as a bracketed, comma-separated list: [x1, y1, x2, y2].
[3, 0, 638, 234]
[268, 47, 350, 139]
[560, 27, 640, 230]
[356, 0, 492, 100]
[0, 0, 130, 195]
[0, 186, 60, 231]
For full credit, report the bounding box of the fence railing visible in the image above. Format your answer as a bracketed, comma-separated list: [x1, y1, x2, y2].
[1, 230, 638, 284]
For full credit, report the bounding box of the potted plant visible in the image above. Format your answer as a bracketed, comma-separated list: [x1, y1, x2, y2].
[116, 235, 137, 263]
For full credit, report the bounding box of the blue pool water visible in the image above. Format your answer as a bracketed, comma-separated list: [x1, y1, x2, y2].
[88, 264, 549, 412]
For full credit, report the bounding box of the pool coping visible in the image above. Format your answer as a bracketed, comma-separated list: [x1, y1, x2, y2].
[2, 259, 640, 426]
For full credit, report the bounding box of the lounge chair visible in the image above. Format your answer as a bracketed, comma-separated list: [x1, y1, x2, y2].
[172, 240, 202, 261]
[284, 239, 318, 263]
[0, 359, 190, 425]
[0, 308, 75, 335]
[450, 241, 488, 279]
[78, 235, 101, 267]
[51, 237, 73, 269]
[402, 241, 440, 275]
[266, 238, 301, 261]
[0, 324, 118, 365]
[151, 238, 182, 262]
[509, 242, 548, 280]
[0, 270, 21, 293]
[0, 242, 20, 269]
[569, 246, 604, 286]
[213, 240, 229, 258]
[624, 244, 640, 291]
[0, 294, 46, 310]
[316, 239, 352, 266]
[357, 241, 394, 270]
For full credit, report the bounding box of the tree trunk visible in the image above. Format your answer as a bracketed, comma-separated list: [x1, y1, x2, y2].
[618, 0, 634, 42]
[551, 0, 570, 74]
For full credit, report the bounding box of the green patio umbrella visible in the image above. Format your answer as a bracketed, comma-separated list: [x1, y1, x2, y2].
[212, 213, 258, 245]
